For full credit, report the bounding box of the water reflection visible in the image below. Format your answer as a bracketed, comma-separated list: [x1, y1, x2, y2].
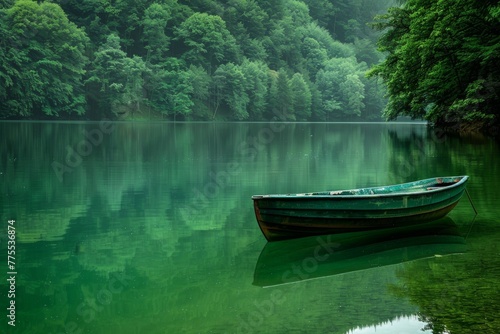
[347, 315, 437, 334]
[1, 121, 499, 333]
[253, 218, 466, 287]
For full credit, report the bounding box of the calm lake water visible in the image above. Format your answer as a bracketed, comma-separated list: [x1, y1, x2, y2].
[1, 121, 499, 334]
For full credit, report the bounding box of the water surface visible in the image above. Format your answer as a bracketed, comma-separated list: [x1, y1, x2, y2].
[1, 122, 499, 333]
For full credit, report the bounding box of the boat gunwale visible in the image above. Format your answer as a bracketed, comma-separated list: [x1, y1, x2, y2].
[252, 176, 468, 200]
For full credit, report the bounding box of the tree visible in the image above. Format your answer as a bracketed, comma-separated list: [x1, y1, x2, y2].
[86, 34, 145, 115]
[0, 9, 16, 117]
[223, 0, 268, 39]
[188, 65, 212, 119]
[309, 81, 324, 121]
[240, 38, 267, 62]
[212, 63, 249, 120]
[301, 37, 328, 79]
[142, 3, 171, 64]
[240, 59, 269, 120]
[123, 56, 147, 113]
[222, 0, 269, 62]
[289, 73, 312, 120]
[360, 72, 387, 120]
[254, 0, 284, 21]
[369, 0, 500, 130]
[264, 16, 305, 71]
[0, 0, 88, 118]
[268, 68, 294, 120]
[285, 0, 311, 27]
[316, 57, 365, 119]
[176, 12, 239, 72]
[145, 58, 193, 119]
[316, 69, 342, 120]
[306, 0, 336, 29]
[340, 74, 365, 117]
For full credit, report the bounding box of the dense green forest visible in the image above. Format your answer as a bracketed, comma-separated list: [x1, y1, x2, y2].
[369, 0, 500, 134]
[1, 0, 498, 129]
[0, 0, 392, 121]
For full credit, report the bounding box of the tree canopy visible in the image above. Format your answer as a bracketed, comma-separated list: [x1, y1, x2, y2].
[369, 0, 500, 133]
[1, 0, 394, 121]
[0, 0, 88, 117]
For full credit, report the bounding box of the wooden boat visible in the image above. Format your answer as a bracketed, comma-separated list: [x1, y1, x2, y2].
[252, 175, 469, 241]
[253, 217, 466, 287]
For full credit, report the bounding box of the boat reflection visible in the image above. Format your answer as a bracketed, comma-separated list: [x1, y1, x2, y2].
[253, 217, 466, 287]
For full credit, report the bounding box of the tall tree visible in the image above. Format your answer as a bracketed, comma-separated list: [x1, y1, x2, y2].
[142, 3, 171, 64]
[240, 59, 269, 120]
[86, 34, 145, 115]
[188, 65, 212, 119]
[0, 0, 88, 118]
[289, 73, 312, 120]
[212, 63, 249, 120]
[268, 68, 294, 120]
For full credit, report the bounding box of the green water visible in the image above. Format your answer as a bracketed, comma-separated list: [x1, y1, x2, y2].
[1, 121, 499, 334]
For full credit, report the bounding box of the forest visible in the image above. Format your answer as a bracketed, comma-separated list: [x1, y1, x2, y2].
[0, 0, 499, 129]
[0, 0, 391, 121]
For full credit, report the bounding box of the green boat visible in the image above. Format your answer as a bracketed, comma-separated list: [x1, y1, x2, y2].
[252, 175, 469, 241]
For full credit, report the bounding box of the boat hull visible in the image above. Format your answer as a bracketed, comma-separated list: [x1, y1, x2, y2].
[252, 176, 468, 241]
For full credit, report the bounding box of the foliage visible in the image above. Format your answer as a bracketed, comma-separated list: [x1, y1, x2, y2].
[316, 57, 365, 119]
[144, 59, 193, 119]
[369, 0, 500, 129]
[175, 12, 239, 72]
[240, 59, 269, 120]
[212, 62, 248, 120]
[85, 34, 146, 116]
[0, 0, 395, 121]
[142, 3, 171, 64]
[0, 0, 88, 118]
[289, 73, 312, 121]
